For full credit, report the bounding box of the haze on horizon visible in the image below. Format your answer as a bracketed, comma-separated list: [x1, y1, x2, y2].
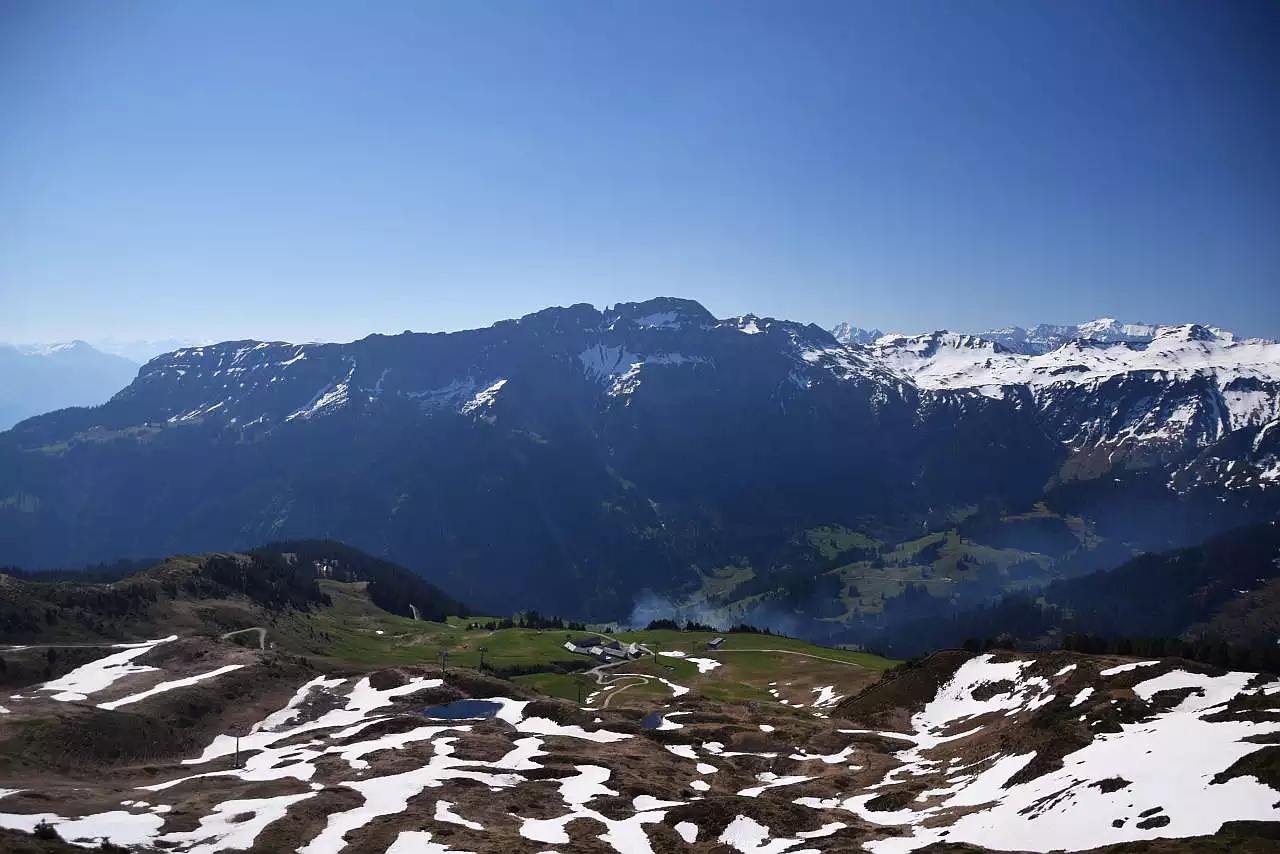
[2, 1, 1278, 345]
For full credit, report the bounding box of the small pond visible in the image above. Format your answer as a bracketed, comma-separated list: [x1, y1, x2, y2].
[422, 699, 503, 720]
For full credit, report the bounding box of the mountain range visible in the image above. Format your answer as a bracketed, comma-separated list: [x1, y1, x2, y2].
[1, 298, 1276, 644]
[0, 341, 139, 431]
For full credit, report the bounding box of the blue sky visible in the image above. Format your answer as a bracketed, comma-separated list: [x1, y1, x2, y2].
[2, 1, 1278, 344]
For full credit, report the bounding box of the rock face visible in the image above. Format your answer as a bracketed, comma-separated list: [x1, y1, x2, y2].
[0, 299, 1276, 621]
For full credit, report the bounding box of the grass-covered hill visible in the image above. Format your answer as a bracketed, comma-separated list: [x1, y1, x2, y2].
[0, 540, 466, 645]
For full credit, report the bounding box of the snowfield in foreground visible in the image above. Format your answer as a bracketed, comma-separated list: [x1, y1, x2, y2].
[0, 646, 1277, 853]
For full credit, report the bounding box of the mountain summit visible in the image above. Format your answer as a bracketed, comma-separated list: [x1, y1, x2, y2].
[2, 298, 1277, 635]
[0, 340, 138, 430]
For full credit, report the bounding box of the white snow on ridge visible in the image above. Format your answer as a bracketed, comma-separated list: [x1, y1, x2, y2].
[579, 346, 709, 399]
[871, 327, 1280, 411]
[718, 814, 819, 853]
[385, 830, 475, 854]
[579, 344, 641, 380]
[1099, 660, 1161, 676]
[168, 400, 226, 423]
[98, 664, 244, 711]
[810, 686, 843, 708]
[405, 377, 478, 410]
[286, 362, 357, 421]
[19, 673, 642, 854]
[1069, 687, 1094, 708]
[831, 659, 1280, 854]
[459, 378, 507, 415]
[433, 800, 484, 831]
[0, 810, 163, 847]
[38, 636, 176, 702]
[737, 772, 814, 798]
[10, 639, 1280, 854]
[160, 793, 315, 853]
[631, 311, 681, 329]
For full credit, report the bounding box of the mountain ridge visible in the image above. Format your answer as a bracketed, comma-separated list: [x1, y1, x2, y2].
[0, 340, 139, 431]
[2, 298, 1277, 635]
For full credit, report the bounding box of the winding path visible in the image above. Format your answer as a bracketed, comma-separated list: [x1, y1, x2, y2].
[580, 642, 876, 708]
[220, 627, 267, 650]
[712, 648, 874, 667]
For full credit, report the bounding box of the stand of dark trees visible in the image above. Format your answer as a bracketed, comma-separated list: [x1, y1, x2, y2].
[470, 611, 587, 632]
[1059, 633, 1280, 673]
[0, 539, 469, 641]
[879, 522, 1280, 658]
[0, 552, 330, 642]
[0, 557, 160, 584]
[251, 540, 467, 621]
[647, 618, 775, 635]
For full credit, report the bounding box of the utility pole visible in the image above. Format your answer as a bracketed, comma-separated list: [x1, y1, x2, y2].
[439, 650, 448, 677]
[234, 726, 242, 769]
[653, 641, 660, 665]
[478, 647, 488, 671]
[577, 677, 584, 705]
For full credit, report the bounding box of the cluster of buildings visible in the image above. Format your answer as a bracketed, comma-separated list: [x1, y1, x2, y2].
[562, 636, 648, 661]
[563, 635, 726, 660]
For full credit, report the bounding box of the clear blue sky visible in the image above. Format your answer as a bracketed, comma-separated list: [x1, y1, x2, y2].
[2, 1, 1278, 343]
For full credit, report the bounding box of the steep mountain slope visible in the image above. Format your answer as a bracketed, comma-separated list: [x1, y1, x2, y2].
[1, 299, 1276, 630]
[882, 521, 1280, 657]
[0, 299, 1064, 622]
[0, 341, 139, 430]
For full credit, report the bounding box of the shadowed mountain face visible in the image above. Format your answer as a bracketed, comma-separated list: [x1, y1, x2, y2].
[0, 341, 139, 430]
[0, 298, 1276, 627]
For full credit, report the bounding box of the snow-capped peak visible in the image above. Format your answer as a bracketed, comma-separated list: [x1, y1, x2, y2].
[829, 322, 884, 346]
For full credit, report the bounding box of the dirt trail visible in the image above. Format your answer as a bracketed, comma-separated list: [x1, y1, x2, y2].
[221, 627, 267, 650]
[597, 677, 651, 708]
[581, 644, 874, 709]
[714, 648, 875, 667]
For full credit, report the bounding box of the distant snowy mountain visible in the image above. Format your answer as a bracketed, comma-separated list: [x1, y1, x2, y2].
[89, 337, 208, 363]
[868, 323, 1280, 490]
[831, 316, 1247, 355]
[0, 340, 139, 430]
[829, 322, 883, 346]
[975, 318, 1237, 354]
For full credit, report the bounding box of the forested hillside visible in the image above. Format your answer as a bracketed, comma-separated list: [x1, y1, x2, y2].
[0, 540, 466, 643]
[880, 521, 1280, 657]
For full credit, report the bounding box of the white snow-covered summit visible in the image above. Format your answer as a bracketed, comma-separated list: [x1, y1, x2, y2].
[868, 324, 1278, 398]
[854, 321, 1280, 486]
[831, 317, 1256, 357]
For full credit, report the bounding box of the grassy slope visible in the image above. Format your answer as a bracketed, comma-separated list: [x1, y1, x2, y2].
[689, 521, 1070, 623]
[264, 581, 898, 705]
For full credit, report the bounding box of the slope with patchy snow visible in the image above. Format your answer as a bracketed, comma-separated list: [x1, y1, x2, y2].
[1, 646, 1276, 854]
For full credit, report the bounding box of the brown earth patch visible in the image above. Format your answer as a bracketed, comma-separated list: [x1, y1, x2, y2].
[969, 680, 1016, 702]
[1090, 777, 1132, 793]
[1211, 745, 1280, 790]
